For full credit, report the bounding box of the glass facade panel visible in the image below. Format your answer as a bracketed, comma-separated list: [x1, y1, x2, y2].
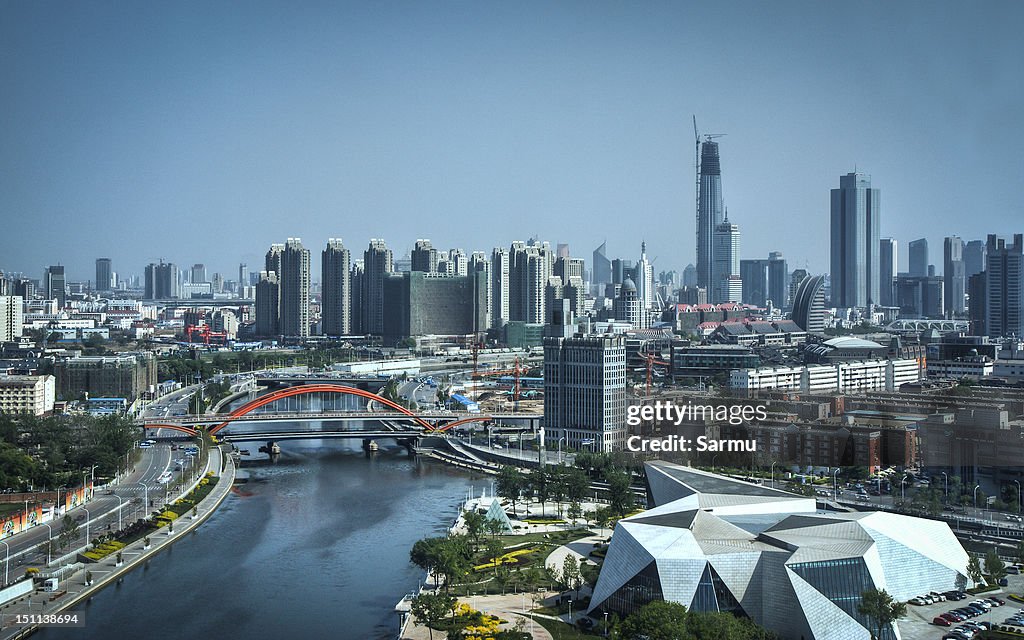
[602, 561, 663, 618]
[790, 558, 895, 640]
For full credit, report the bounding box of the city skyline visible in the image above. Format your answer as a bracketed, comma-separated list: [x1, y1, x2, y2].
[2, 2, 1023, 281]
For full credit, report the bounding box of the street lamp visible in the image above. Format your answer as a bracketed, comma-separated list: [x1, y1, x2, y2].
[139, 483, 149, 511]
[832, 468, 840, 501]
[558, 437, 565, 464]
[43, 523, 53, 565]
[604, 611, 609, 637]
[568, 598, 573, 623]
[1015, 480, 1021, 514]
[114, 495, 124, 531]
[83, 507, 91, 548]
[941, 472, 948, 500]
[973, 484, 981, 509]
[771, 461, 778, 489]
[0, 540, 7, 586]
[901, 473, 908, 503]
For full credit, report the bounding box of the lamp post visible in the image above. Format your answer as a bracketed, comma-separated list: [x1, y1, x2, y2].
[973, 484, 981, 510]
[568, 599, 573, 623]
[901, 473, 908, 503]
[0, 541, 8, 587]
[114, 495, 124, 531]
[43, 522, 52, 565]
[941, 472, 948, 501]
[604, 611, 609, 637]
[558, 437, 565, 464]
[82, 507, 91, 548]
[1015, 480, 1021, 514]
[832, 468, 840, 501]
[139, 483, 149, 511]
[771, 461, 778, 489]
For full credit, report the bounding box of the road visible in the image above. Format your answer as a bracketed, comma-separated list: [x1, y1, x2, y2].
[0, 441, 201, 587]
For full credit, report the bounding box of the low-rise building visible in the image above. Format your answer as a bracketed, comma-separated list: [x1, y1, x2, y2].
[0, 374, 55, 415]
[730, 359, 921, 395]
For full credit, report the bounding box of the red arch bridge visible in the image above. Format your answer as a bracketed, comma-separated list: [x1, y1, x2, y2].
[139, 384, 540, 442]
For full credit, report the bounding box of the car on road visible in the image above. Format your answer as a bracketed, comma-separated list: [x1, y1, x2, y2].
[158, 472, 173, 484]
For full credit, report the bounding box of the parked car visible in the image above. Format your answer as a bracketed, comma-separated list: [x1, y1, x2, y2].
[934, 617, 952, 626]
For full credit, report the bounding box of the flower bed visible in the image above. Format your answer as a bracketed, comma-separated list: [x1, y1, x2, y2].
[82, 540, 125, 562]
[473, 547, 538, 571]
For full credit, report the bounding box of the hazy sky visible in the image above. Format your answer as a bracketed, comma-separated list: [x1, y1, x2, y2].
[2, 1, 1022, 283]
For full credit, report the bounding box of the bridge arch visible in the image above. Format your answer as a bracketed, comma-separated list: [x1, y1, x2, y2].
[209, 383, 435, 434]
[432, 415, 495, 432]
[142, 423, 198, 436]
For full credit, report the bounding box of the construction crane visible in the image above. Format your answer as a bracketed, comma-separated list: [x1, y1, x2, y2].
[639, 351, 670, 398]
[472, 357, 532, 411]
[184, 324, 227, 345]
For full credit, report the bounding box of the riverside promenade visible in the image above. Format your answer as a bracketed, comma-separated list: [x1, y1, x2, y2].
[0, 447, 236, 639]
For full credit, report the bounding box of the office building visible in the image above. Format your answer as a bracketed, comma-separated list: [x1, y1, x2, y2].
[908, 238, 929, 277]
[44, 265, 66, 308]
[0, 374, 55, 415]
[829, 172, 881, 308]
[711, 216, 741, 303]
[322, 239, 351, 336]
[634, 242, 654, 309]
[767, 251, 788, 308]
[730, 358, 921, 394]
[361, 239, 393, 336]
[238, 264, 249, 294]
[613, 278, 643, 329]
[590, 462, 970, 640]
[592, 242, 611, 285]
[553, 256, 585, 286]
[255, 271, 279, 337]
[543, 332, 626, 452]
[411, 239, 439, 273]
[739, 259, 769, 307]
[190, 264, 207, 284]
[0, 296, 23, 343]
[490, 247, 510, 328]
[964, 240, 986, 279]
[381, 271, 486, 340]
[682, 263, 697, 288]
[968, 272, 987, 336]
[879, 238, 896, 307]
[896, 275, 944, 319]
[95, 258, 113, 292]
[144, 261, 179, 300]
[943, 236, 966, 316]
[696, 139, 725, 294]
[985, 234, 1024, 339]
[791, 274, 826, 334]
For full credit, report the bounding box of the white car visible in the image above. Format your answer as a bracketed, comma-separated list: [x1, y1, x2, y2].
[157, 472, 173, 484]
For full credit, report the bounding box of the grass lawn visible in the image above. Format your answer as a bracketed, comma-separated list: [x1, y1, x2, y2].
[528, 615, 604, 640]
[497, 529, 594, 547]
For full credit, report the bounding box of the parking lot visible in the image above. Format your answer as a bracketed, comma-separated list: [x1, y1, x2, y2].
[900, 571, 1024, 640]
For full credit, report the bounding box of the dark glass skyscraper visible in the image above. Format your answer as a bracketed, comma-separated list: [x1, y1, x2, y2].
[696, 140, 724, 294]
[829, 172, 881, 308]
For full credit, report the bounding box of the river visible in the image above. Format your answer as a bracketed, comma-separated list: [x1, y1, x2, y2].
[38, 434, 481, 639]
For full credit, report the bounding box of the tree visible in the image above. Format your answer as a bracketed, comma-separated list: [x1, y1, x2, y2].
[410, 537, 447, 588]
[857, 588, 907, 640]
[529, 467, 549, 516]
[620, 600, 690, 640]
[496, 466, 525, 515]
[566, 501, 583, 526]
[565, 466, 590, 504]
[462, 510, 486, 549]
[985, 548, 1007, 582]
[607, 470, 634, 517]
[561, 554, 582, 598]
[57, 515, 79, 551]
[485, 517, 504, 539]
[967, 556, 984, 586]
[410, 592, 457, 640]
[549, 466, 568, 517]
[485, 538, 505, 575]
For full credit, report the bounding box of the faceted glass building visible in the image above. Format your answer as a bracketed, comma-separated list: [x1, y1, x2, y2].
[590, 462, 970, 640]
